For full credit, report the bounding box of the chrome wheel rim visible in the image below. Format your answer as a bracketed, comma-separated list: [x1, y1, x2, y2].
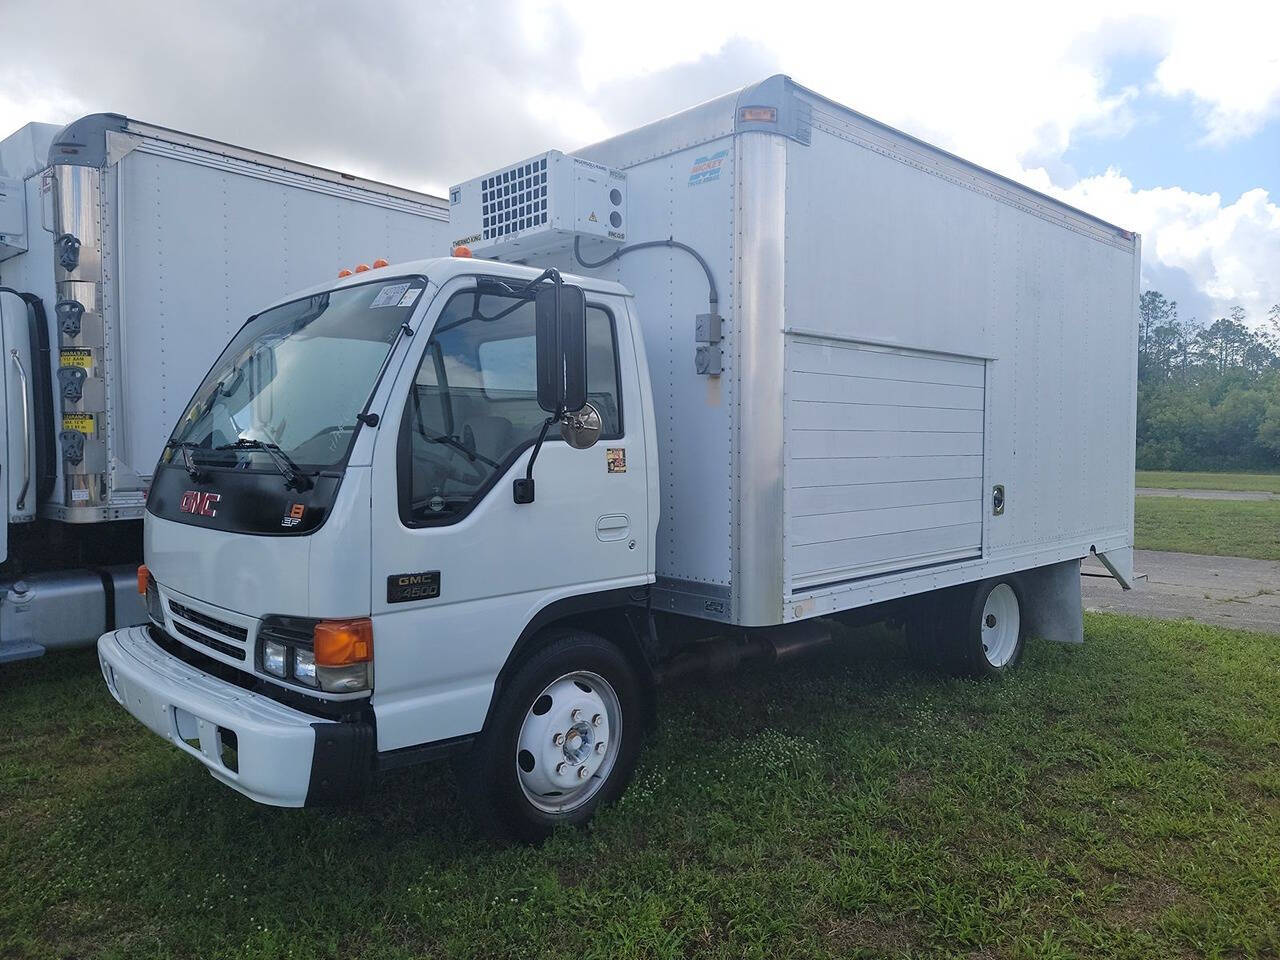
[515, 671, 621, 814]
[980, 583, 1020, 668]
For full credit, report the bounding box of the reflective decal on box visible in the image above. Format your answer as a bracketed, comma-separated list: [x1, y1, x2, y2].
[387, 571, 441, 603]
[62, 412, 94, 434]
[60, 348, 93, 370]
[688, 149, 728, 186]
[606, 447, 627, 473]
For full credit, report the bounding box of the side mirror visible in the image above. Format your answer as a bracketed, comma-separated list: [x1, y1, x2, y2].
[535, 283, 587, 414]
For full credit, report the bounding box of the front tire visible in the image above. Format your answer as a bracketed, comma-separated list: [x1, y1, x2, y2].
[471, 629, 645, 842]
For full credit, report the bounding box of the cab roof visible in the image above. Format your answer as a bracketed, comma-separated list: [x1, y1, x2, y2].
[264, 256, 631, 313]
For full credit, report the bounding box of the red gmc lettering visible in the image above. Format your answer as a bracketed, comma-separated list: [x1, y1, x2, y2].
[179, 490, 221, 517]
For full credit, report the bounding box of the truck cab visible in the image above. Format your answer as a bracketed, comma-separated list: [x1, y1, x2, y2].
[98, 257, 659, 837]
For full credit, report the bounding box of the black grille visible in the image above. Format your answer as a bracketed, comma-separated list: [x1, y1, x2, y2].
[168, 601, 248, 643]
[480, 157, 549, 240]
[172, 621, 246, 661]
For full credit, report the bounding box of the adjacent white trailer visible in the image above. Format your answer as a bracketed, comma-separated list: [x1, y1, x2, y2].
[96, 76, 1138, 839]
[0, 115, 451, 659]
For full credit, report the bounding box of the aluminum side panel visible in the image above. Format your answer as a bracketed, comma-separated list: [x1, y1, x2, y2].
[555, 136, 738, 590]
[781, 122, 1137, 581]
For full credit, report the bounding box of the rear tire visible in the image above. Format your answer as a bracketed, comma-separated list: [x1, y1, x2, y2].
[906, 579, 1025, 678]
[469, 629, 646, 842]
[953, 579, 1025, 678]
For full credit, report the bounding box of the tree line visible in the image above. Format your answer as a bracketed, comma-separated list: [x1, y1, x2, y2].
[1137, 291, 1280, 471]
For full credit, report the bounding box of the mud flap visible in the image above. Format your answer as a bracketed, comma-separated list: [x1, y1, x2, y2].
[1015, 559, 1084, 645]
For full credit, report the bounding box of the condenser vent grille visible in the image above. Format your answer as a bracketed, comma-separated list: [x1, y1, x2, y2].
[481, 157, 550, 241]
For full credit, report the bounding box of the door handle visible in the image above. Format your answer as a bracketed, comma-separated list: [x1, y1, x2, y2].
[596, 514, 630, 542]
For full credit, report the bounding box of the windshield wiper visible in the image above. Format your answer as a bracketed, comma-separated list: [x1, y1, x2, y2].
[165, 440, 208, 481]
[216, 438, 313, 491]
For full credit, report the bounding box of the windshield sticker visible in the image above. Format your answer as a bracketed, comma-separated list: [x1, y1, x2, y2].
[397, 287, 423, 307]
[688, 149, 728, 186]
[370, 282, 412, 308]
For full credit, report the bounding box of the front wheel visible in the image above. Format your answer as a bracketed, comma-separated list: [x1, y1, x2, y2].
[470, 629, 645, 842]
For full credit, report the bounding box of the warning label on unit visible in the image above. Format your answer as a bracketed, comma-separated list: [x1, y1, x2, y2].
[62, 413, 94, 434]
[370, 282, 412, 307]
[60, 349, 93, 369]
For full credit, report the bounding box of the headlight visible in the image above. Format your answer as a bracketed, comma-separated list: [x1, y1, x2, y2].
[292, 648, 318, 687]
[257, 616, 373, 694]
[262, 640, 287, 678]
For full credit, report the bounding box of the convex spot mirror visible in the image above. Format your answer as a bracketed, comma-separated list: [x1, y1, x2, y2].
[560, 401, 602, 449]
[535, 282, 587, 414]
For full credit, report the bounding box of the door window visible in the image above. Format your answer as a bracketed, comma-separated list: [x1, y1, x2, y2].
[399, 288, 622, 525]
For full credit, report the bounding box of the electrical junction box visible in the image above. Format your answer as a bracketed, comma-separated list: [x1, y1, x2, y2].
[448, 150, 627, 261]
[0, 175, 27, 261]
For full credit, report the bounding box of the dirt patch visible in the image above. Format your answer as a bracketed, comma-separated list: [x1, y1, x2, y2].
[823, 912, 921, 956]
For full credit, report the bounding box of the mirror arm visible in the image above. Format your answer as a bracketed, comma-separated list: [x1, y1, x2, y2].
[513, 411, 561, 505]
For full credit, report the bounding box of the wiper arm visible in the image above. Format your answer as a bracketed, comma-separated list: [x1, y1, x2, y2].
[165, 440, 207, 481]
[216, 438, 313, 491]
[419, 429, 501, 470]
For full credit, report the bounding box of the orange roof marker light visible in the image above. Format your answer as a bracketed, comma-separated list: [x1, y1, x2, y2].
[354, 263, 371, 273]
[452, 245, 472, 258]
[337, 268, 353, 278]
[372, 258, 389, 269]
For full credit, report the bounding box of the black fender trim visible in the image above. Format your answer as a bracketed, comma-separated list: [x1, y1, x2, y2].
[480, 585, 655, 738]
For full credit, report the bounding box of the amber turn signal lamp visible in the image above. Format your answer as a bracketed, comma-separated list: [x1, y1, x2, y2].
[451, 245, 472, 258]
[372, 258, 389, 268]
[337, 268, 353, 278]
[136, 564, 149, 595]
[313, 618, 374, 666]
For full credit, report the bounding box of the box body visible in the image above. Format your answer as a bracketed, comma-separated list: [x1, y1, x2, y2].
[560, 76, 1138, 626]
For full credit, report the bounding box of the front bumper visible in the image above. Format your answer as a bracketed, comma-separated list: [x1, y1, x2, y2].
[97, 626, 370, 807]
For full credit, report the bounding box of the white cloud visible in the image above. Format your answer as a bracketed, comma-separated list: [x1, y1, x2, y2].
[1152, 6, 1280, 144]
[0, 0, 1275, 319]
[1026, 168, 1280, 319]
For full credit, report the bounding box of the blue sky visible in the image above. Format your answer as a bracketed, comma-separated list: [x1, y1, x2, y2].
[1060, 50, 1279, 202]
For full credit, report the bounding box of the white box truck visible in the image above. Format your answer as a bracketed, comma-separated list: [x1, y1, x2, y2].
[96, 76, 1138, 840]
[0, 114, 451, 661]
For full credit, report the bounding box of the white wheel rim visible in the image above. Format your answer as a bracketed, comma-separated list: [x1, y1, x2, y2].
[980, 583, 1020, 668]
[515, 671, 622, 814]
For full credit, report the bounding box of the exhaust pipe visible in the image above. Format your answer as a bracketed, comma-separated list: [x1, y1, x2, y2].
[658, 620, 834, 683]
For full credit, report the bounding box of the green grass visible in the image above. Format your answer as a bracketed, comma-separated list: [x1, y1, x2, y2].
[1136, 470, 1280, 494]
[3, 615, 1279, 959]
[1135, 495, 1280, 560]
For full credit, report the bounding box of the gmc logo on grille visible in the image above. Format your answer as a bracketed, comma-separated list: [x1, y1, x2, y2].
[179, 490, 221, 518]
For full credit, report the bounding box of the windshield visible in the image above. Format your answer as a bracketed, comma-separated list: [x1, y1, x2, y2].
[165, 276, 425, 474]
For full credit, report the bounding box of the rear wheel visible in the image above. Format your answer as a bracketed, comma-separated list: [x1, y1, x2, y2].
[906, 579, 1025, 678]
[955, 579, 1025, 678]
[471, 630, 645, 842]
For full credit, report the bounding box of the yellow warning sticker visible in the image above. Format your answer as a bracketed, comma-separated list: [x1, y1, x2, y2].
[60, 349, 93, 369]
[62, 413, 94, 434]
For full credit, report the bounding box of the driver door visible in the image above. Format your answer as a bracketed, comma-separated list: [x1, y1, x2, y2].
[367, 278, 651, 752]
